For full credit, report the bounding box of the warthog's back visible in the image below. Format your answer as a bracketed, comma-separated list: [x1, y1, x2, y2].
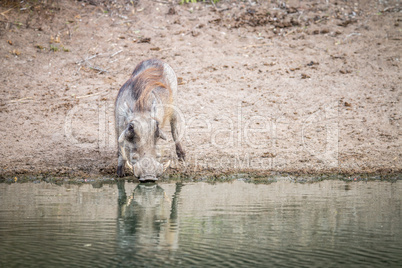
[115, 59, 178, 131]
[130, 59, 178, 96]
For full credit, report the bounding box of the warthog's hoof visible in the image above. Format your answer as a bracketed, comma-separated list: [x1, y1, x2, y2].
[117, 165, 125, 177]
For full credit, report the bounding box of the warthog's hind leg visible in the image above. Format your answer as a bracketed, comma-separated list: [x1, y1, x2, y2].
[170, 110, 186, 161]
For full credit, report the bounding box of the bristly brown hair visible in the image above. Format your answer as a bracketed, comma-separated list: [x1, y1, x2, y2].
[125, 64, 173, 125]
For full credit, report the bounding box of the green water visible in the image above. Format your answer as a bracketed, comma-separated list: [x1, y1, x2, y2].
[0, 180, 401, 267]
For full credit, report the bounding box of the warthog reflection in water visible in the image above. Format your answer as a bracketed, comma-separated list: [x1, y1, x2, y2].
[117, 181, 182, 251]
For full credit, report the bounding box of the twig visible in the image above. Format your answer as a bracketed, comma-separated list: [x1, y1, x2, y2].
[1, 8, 13, 20]
[76, 54, 101, 65]
[66, 25, 72, 39]
[110, 50, 122, 57]
[343, 32, 361, 41]
[153, 0, 170, 4]
[9, 97, 34, 103]
[284, 29, 296, 36]
[210, 0, 216, 8]
[242, 44, 270, 49]
[382, 6, 400, 13]
[75, 66, 82, 76]
[118, 14, 128, 20]
[89, 65, 108, 74]
[297, 11, 304, 22]
[1, 8, 13, 15]
[218, 8, 230, 12]
[75, 89, 109, 99]
[111, 20, 136, 26]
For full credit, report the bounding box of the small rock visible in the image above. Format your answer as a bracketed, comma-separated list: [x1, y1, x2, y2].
[337, 19, 356, 27]
[329, 31, 342, 37]
[10, 49, 20, 56]
[138, 37, 151, 43]
[262, 152, 276, 158]
[191, 30, 200, 37]
[340, 69, 352, 74]
[307, 61, 319, 66]
[320, 29, 329, 34]
[167, 7, 176, 15]
[286, 7, 298, 14]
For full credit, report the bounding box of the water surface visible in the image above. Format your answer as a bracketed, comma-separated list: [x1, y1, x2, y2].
[0, 180, 401, 267]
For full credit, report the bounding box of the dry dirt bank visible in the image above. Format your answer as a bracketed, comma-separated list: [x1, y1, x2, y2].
[0, 0, 401, 178]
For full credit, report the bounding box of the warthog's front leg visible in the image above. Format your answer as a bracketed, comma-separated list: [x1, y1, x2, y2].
[170, 110, 185, 161]
[117, 149, 126, 177]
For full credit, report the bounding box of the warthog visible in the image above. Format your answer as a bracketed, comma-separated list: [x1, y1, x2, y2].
[115, 59, 185, 181]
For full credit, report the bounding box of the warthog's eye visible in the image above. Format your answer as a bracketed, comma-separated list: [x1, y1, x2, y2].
[130, 152, 139, 161]
[125, 123, 136, 141]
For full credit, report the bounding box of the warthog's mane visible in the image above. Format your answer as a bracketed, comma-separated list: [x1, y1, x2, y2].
[121, 60, 173, 125]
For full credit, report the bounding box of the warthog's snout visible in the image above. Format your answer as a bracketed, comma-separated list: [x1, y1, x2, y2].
[133, 157, 163, 182]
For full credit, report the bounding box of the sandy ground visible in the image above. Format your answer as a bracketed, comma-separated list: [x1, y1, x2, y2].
[0, 0, 401, 178]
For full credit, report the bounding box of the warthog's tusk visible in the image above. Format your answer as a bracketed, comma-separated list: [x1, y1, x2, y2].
[163, 160, 171, 172]
[118, 130, 126, 144]
[126, 161, 133, 172]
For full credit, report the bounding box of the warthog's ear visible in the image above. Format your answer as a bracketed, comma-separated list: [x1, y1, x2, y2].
[155, 121, 167, 140]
